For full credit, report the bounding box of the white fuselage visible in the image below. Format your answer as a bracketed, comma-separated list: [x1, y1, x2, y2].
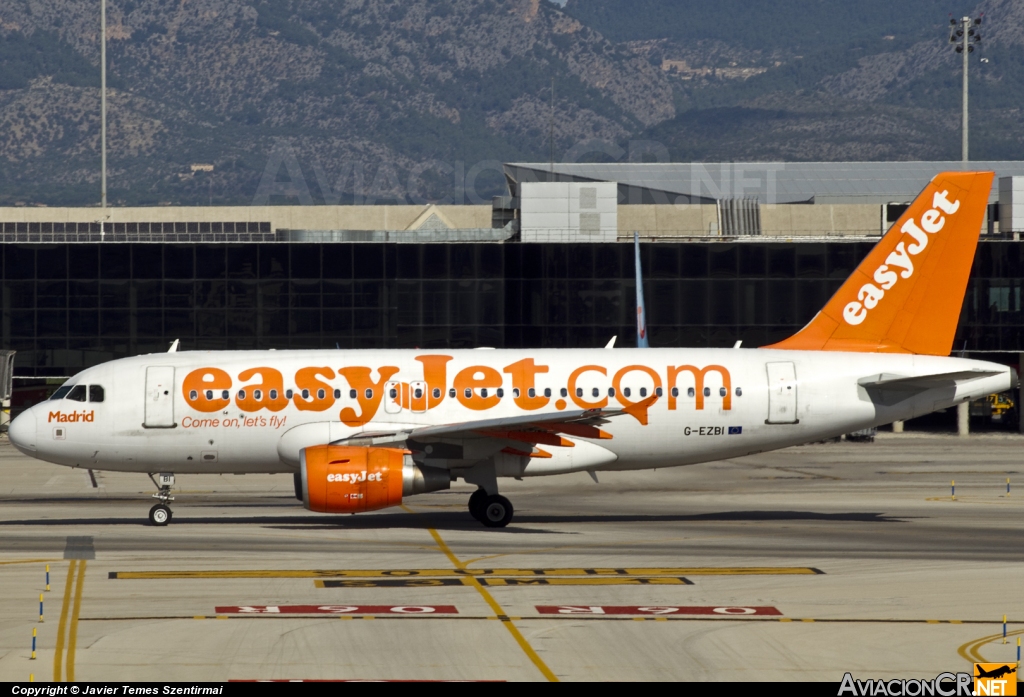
[9, 348, 1013, 477]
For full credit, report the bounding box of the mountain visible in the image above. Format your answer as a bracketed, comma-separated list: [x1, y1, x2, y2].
[0, 0, 1022, 208]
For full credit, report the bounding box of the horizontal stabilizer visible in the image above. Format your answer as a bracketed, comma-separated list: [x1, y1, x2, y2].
[858, 370, 1003, 390]
[857, 369, 1003, 406]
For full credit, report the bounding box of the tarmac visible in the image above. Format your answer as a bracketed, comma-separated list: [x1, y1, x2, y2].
[0, 432, 1022, 682]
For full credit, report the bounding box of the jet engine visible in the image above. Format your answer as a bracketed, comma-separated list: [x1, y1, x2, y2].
[299, 444, 450, 514]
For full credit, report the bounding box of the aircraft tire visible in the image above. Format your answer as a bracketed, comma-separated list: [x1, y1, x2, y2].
[294, 472, 303, 502]
[149, 504, 171, 526]
[481, 495, 513, 528]
[468, 488, 487, 521]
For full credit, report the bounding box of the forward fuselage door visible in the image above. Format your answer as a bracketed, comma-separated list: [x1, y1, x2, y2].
[144, 366, 176, 428]
[765, 361, 799, 424]
[384, 381, 402, 414]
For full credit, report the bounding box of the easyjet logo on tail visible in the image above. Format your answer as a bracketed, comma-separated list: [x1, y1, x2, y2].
[843, 190, 961, 326]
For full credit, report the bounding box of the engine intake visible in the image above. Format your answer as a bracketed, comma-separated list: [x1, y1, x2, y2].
[299, 444, 450, 513]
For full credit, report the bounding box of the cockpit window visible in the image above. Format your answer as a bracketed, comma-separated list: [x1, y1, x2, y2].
[67, 385, 87, 402]
[89, 385, 105, 402]
[50, 385, 73, 401]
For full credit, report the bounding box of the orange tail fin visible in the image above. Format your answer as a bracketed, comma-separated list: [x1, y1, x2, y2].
[764, 171, 994, 356]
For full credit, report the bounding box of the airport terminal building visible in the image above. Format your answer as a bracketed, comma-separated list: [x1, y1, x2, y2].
[2, 161, 1024, 387]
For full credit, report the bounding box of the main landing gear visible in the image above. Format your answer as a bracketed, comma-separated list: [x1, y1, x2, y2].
[468, 488, 514, 528]
[148, 473, 175, 526]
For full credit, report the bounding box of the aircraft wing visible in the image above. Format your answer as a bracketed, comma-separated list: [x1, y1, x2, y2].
[332, 396, 658, 455]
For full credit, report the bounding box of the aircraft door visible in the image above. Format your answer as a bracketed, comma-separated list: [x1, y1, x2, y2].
[144, 366, 176, 428]
[410, 381, 427, 413]
[765, 362, 798, 424]
[384, 381, 402, 414]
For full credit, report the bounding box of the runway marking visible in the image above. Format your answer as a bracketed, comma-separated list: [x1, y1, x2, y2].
[67, 559, 86, 682]
[957, 628, 1024, 664]
[0, 558, 60, 566]
[215, 605, 459, 615]
[315, 577, 693, 588]
[108, 567, 820, 580]
[52, 561, 76, 682]
[536, 605, 781, 616]
[424, 526, 559, 683]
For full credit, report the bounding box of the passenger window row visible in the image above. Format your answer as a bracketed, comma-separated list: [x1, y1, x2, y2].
[187, 385, 743, 402]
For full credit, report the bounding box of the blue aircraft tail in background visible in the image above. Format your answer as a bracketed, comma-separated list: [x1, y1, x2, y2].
[634, 231, 649, 348]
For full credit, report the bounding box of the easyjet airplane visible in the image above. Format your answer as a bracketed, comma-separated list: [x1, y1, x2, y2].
[8, 171, 1014, 527]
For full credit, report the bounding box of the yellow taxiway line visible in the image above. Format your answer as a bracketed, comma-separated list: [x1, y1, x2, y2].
[425, 526, 559, 682]
[51, 560, 87, 682]
[957, 627, 1024, 664]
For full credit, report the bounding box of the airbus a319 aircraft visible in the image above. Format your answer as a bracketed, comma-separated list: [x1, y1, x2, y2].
[8, 171, 1014, 527]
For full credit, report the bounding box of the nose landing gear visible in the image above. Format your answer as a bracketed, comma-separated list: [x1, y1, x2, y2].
[148, 473, 175, 526]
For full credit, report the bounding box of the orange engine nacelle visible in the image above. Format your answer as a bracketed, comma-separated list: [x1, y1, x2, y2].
[301, 445, 406, 513]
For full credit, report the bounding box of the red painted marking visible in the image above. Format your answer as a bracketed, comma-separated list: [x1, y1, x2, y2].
[535, 605, 782, 616]
[216, 605, 458, 615]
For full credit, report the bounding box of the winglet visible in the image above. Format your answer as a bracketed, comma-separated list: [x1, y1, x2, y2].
[764, 171, 994, 356]
[622, 394, 658, 426]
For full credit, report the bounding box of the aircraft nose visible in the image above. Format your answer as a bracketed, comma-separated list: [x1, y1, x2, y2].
[8, 408, 37, 455]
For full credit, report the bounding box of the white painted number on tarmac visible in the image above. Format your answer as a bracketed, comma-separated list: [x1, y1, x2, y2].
[712, 607, 757, 615]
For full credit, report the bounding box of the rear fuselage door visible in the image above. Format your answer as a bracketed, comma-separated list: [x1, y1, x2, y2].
[144, 366, 176, 428]
[765, 361, 799, 424]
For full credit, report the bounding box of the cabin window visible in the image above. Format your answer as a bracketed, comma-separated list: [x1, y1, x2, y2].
[528, 388, 536, 398]
[269, 389, 278, 400]
[687, 387, 695, 398]
[735, 387, 742, 397]
[364, 388, 373, 399]
[591, 388, 599, 398]
[414, 388, 423, 399]
[67, 385, 87, 402]
[497, 388, 504, 398]
[480, 388, 488, 398]
[576, 388, 583, 397]
[237, 390, 246, 400]
[205, 390, 213, 400]
[656, 387, 663, 397]
[639, 387, 647, 398]
[389, 388, 397, 399]
[334, 389, 341, 398]
[317, 389, 326, 400]
[464, 388, 472, 399]
[432, 388, 441, 399]
[254, 389, 263, 401]
[449, 388, 456, 398]
[719, 387, 727, 397]
[671, 387, 679, 398]
[89, 385, 105, 402]
[608, 387, 616, 397]
[301, 389, 310, 400]
[623, 387, 631, 398]
[285, 389, 294, 399]
[513, 388, 521, 397]
[704, 387, 711, 398]
[349, 389, 357, 399]
[560, 388, 568, 398]
[189, 390, 198, 400]
[544, 388, 551, 398]
[221, 390, 229, 400]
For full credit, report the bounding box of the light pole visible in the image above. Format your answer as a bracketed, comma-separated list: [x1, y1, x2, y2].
[949, 15, 982, 162]
[100, 0, 107, 237]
